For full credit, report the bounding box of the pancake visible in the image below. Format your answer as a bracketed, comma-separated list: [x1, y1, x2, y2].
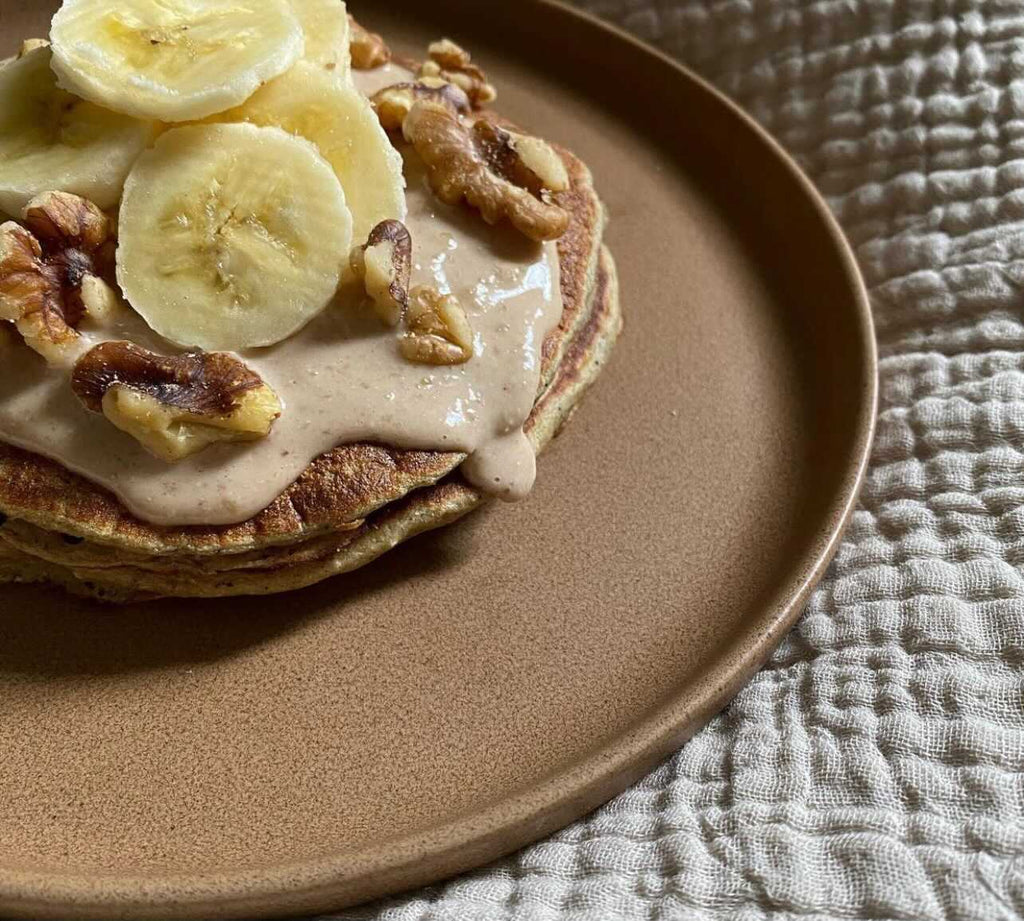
[1, 247, 619, 601]
[0, 147, 607, 558]
[0, 58, 621, 601]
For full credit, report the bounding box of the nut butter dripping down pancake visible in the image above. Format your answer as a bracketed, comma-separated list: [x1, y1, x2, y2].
[0, 149, 562, 527]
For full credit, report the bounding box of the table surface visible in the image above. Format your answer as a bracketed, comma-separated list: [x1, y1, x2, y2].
[328, 1, 1024, 919]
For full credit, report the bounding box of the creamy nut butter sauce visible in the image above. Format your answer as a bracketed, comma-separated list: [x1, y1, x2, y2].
[350, 62, 413, 98]
[0, 68, 563, 526]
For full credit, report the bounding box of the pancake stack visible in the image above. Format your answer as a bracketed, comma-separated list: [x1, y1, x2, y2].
[0, 146, 620, 602]
[0, 10, 621, 602]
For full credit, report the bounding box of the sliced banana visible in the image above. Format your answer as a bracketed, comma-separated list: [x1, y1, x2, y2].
[50, 0, 304, 122]
[117, 123, 353, 351]
[289, 0, 350, 73]
[0, 46, 157, 216]
[212, 61, 405, 248]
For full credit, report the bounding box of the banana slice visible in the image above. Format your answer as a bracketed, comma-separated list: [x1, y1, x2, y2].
[213, 61, 405, 247]
[50, 0, 304, 122]
[0, 46, 156, 216]
[290, 0, 350, 73]
[117, 123, 353, 351]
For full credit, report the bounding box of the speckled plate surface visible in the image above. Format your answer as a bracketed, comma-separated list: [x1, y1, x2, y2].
[0, 1, 876, 918]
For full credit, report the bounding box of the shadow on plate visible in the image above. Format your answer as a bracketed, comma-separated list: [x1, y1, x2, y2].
[0, 511, 480, 678]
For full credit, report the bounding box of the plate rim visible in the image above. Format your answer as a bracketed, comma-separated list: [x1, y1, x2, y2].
[0, 1, 878, 917]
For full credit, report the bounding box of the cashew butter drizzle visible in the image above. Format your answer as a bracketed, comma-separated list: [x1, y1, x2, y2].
[0, 77, 562, 526]
[351, 62, 412, 99]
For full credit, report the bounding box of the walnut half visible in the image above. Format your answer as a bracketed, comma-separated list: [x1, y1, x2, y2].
[401, 98, 570, 242]
[71, 341, 282, 463]
[348, 14, 391, 69]
[0, 191, 114, 366]
[472, 120, 571, 196]
[419, 39, 496, 109]
[399, 285, 474, 366]
[349, 219, 412, 327]
[372, 81, 471, 132]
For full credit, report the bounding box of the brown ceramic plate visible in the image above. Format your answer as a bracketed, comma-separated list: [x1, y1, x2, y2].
[0, 1, 876, 918]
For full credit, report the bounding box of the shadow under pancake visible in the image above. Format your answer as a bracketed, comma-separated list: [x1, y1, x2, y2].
[0, 506, 481, 678]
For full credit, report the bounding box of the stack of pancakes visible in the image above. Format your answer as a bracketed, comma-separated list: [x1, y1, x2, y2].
[0, 146, 620, 602]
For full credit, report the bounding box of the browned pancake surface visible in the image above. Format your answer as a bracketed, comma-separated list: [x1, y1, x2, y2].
[8, 246, 621, 601]
[0, 147, 605, 557]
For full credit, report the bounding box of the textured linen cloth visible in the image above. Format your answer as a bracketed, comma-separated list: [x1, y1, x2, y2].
[333, 2, 1024, 918]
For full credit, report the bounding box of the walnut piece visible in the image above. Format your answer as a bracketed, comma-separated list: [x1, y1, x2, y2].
[77, 274, 124, 328]
[0, 223, 78, 365]
[401, 99, 570, 241]
[348, 14, 391, 69]
[71, 341, 282, 463]
[349, 219, 412, 327]
[506, 132, 571, 193]
[0, 191, 114, 366]
[399, 285, 473, 366]
[472, 120, 571, 195]
[419, 39, 496, 109]
[372, 81, 470, 132]
[18, 38, 49, 58]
